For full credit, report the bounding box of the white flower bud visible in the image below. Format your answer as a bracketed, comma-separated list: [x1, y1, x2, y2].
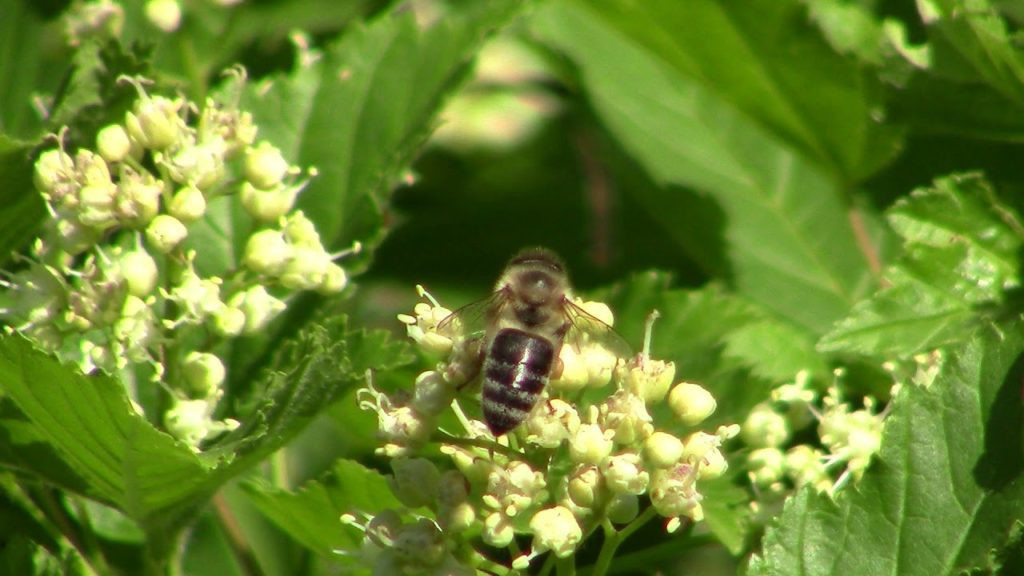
[97, 124, 132, 163]
[388, 457, 441, 509]
[118, 248, 159, 297]
[644, 431, 684, 468]
[239, 181, 298, 223]
[482, 512, 514, 547]
[411, 370, 454, 416]
[601, 452, 649, 495]
[146, 214, 188, 253]
[649, 464, 701, 520]
[529, 506, 582, 558]
[668, 382, 717, 426]
[163, 141, 225, 189]
[279, 244, 331, 290]
[606, 493, 639, 525]
[77, 183, 118, 229]
[576, 300, 614, 325]
[550, 345, 589, 392]
[243, 229, 292, 276]
[75, 149, 112, 187]
[569, 423, 614, 465]
[168, 185, 207, 222]
[181, 352, 226, 398]
[523, 398, 579, 448]
[582, 344, 618, 388]
[126, 95, 184, 150]
[244, 141, 291, 189]
[742, 403, 790, 448]
[145, 0, 181, 32]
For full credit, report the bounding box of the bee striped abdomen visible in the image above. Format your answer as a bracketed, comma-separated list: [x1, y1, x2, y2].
[482, 328, 554, 435]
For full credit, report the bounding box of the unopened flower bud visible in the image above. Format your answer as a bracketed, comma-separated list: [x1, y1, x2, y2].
[742, 403, 790, 448]
[243, 229, 292, 276]
[116, 169, 163, 225]
[212, 305, 246, 336]
[229, 285, 286, 333]
[649, 464, 701, 520]
[392, 519, 446, 567]
[118, 248, 159, 297]
[412, 370, 454, 416]
[597, 390, 653, 445]
[388, 457, 441, 509]
[75, 149, 112, 187]
[145, 0, 181, 32]
[168, 184, 207, 222]
[244, 141, 290, 189]
[279, 245, 331, 290]
[181, 352, 226, 398]
[644, 431, 684, 468]
[97, 124, 132, 163]
[126, 95, 184, 150]
[529, 506, 582, 558]
[668, 382, 717, 425]
[582, 344, 618, 388]
[550, 345, 589, 392]
[567, 465, 601, 509]
[318, 263, 348, 294]
[146, 214, 188, 253]
[601, 452, 649, 495]
[282, 211, 321, 247]
[569, 423, 614, 465]
[239, 181, 298, 223]
[164, 141, 225, 189]
[482, 512, 514, 547]
[748, 447, 785, 487]
[77, 183, 118, 229]
[606, 493, 639, 525]
[34, 149, 75, 194]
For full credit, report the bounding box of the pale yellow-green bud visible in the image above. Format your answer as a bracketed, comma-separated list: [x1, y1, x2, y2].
[77, 183, 118, 229]
[145, 0, 181, 32]
[569, 423, 614, 465]
[644, 431, 684, 468]
[279, 245, 331, 291]
[75, 149, 112, 187]
[550, 345, 589, 392]
[181, 352, 226, 398]
[388, 457, 441, 509]
[397, 300, 454, 357]
[785, 445, 831, 492]
[318, 262, 348, 294]
[529, 506, 582, 558]
[118, 248, 159, 297]
[567, 465, 601, 509]
[239, 181, 298, 223]
[33, 149, 75, 194]
[582, 344, 618, 388]
[96, 124, 132, 163]
[244, 141, 291, 189]
[164, 393, 239, 447]
[601, 452, 649, 495]
[668, 382, 717, 426]
[482, 512, 514, 547]
[523, 398, 579, 448]
[168, 185, 207, 222]
[116, 169, 163, 225]
[281, 210, 321, 248]
[411, 370, 454, 416]
[243, 229, 292, 276]
[606, 493, 639, 525]
[146, 214, 188, 253]
[54, 220, 98, 255]
[742, 403, 790, 448]
[229, 285, 286, 333]
[597, 390, 653, 445]
[126, 95, 184, 150]
[212, 305, 246, 336]
[164, 141, 226, 189]
[748, 447, 785, 488]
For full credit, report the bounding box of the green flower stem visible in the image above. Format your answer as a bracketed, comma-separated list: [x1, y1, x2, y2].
[590, 505, 659, 576]
[31, 489, 104, 576]
[434, 432, 522, 460]
[555, 555, 576, 576]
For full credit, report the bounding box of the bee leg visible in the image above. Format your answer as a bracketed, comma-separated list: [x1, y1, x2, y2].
[550, 356, 564, 381]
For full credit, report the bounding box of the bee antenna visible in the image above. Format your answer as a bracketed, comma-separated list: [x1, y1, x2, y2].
[642, 309, 660, 358]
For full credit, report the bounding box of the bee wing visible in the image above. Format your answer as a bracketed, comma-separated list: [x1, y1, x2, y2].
[437, 291, 507, 342]
[562, 299, 633, 360]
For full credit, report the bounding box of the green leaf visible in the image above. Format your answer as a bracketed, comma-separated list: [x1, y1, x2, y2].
[0, 137, 44, 268]
[750, 318, 1024, 576]
[532, 0, 877, 334]
[551, 0, 903, 181]
[922, 0, 1024, 104]
[0, 0, 51, 139]
[819, 173, 1023, 358]
[721, 319, 829, 383]
[241, 0, 525, 271]
[0, 334, 209, 525]
[700, 474, 753, 556]
[242, 458, 402, 555]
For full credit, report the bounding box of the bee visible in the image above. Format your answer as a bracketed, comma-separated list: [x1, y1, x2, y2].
[440, 247, 628, 436]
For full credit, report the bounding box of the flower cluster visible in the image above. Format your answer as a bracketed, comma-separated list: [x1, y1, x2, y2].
[355, 294, 739, 573]
[742, 370, 890, 496]
[0, 72, 352, 449]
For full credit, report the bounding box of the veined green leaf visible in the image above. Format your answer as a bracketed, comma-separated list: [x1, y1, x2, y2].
[820, 173, 1023, 358]
[242, 458, 401, 556]
[751, 318, 1024, 575]
[533, 0, 877, 334]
